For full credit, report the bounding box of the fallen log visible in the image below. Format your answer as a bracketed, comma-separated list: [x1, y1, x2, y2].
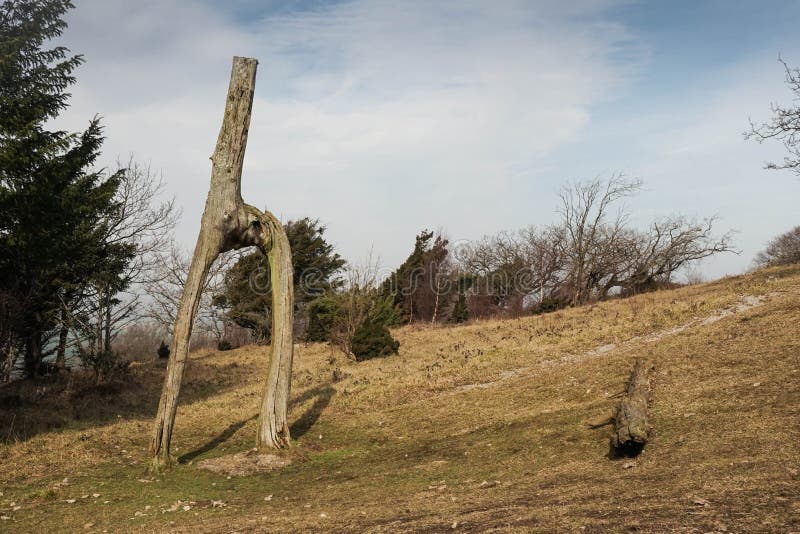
[611, 358, 655, 456]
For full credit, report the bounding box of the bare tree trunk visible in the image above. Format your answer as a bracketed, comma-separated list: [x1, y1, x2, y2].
[540, 256, 545, 305]
[104, 295, 112, 353]
[96, 287, 105, 355]
[24, 330, 42, 378]
[56, 307, 68, 369]
[431, 289, 439, 324]
[150, 56, 294, 470]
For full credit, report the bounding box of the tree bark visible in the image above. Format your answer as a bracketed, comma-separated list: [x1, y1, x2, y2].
[23, 329, 42, 378]
[611, 358, 654, 456]
[96, 286, 103, 354]
[255, 210, 294, 448]
[150, 56, 294, 470]
[104, 293, 112, 353]
[55, 307, 68, 369]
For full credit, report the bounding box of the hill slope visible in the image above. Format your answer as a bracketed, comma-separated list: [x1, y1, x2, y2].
[1, 267, 799, 532]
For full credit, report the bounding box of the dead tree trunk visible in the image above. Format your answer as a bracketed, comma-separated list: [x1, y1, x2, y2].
[150, 56, 294, 470]
[611, 358, 654, 456]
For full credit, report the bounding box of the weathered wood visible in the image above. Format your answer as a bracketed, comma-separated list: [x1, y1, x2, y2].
[150, 57, 294, 470]
[611, 358, 654, 456]
[254, 209, 294, 449]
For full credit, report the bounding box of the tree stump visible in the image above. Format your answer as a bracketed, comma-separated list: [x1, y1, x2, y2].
[149, 57, 294, 470]
[611, 358, 654, 456]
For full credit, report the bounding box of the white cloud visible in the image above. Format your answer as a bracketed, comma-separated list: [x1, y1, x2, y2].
[53, 1, 799, 279]
[607, 53, 800, 277]
[54, 0, 640, 268]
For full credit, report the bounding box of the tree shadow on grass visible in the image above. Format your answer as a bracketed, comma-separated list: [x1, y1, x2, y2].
[175, 383, 335, 463]
[290, 384, 335, 440]
[178, 414, 258, 464]
[0, 358, 261, 443]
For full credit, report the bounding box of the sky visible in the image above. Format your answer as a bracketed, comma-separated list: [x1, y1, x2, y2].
[54, 0, 800, 279]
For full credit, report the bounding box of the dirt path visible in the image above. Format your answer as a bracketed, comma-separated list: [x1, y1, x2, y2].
[456, 292, 781, 393]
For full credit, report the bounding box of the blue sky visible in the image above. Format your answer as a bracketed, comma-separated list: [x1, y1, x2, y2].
[56, 0, 800, 278]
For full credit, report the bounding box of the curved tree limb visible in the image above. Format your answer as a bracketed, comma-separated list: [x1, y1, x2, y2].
[250, 207, 294, 448]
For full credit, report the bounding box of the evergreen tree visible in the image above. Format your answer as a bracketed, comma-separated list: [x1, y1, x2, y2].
[379, 230, 434, 323]
[0, 0, 131, 376]
[305, 295, 341, 343]
[219, 218, 345, 341]
[380, 230, 451, 323]
[449, 275, 472, 324]
[350, 317, 399, 361]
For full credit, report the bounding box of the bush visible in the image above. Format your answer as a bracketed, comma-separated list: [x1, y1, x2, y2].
[351, 318, 400, 361]
[450, 292, 469, 323]
[77, 348, 130, 383]
[305, 296, 341, 343]
[532, 295, 569, 315]
[217, 339, 235, 351]
[157, 340, 170, 359]
[114, 323, 169, 361]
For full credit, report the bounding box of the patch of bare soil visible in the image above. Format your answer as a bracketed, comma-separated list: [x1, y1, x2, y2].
[196, 449, 291, 476]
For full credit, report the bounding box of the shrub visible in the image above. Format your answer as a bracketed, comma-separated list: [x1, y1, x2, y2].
[532, 295, 569, 315]
[114, 323, 169, 361]
[77, 348, 130, 383]
[305, 296, 341, 343]
[450, 292, 469, 323]
[157, 341, 170, 359]
[351, 318, 400, 361]
[217, 339, 235, 351]
[316, 259, 402, 359]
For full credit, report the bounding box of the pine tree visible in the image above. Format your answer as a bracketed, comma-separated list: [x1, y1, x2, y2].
[0, 0, 131, 376]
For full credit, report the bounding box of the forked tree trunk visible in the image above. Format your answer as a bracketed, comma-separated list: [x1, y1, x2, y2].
[150, 56, 294, 470]
[611, 358, 654, 456]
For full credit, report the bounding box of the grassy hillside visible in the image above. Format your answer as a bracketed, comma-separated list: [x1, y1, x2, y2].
[1, 266, 799, 532]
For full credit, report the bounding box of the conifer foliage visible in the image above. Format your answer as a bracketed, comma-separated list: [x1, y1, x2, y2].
[219, 218, 345, 341]
[0, 1, 132, 377]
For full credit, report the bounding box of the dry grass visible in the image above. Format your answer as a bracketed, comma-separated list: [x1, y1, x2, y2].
[0, 266, 798, 532]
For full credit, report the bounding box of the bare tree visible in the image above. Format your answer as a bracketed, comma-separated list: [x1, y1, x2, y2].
[454, 177, 734, 315]
[454, 226, 569, 316]
[329, 253, 384, 357]
[622, 217, 735, 294]
[518, 225, 568, 305]
[106, 159, 180, 279]
[144, 245, 238, 344]
[54, 160, 180, 368]
[754, 225, 800, 267]
[558, 175, 642, 305]
[746, 57, 800, 176]
[150, 57, 294, 470]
